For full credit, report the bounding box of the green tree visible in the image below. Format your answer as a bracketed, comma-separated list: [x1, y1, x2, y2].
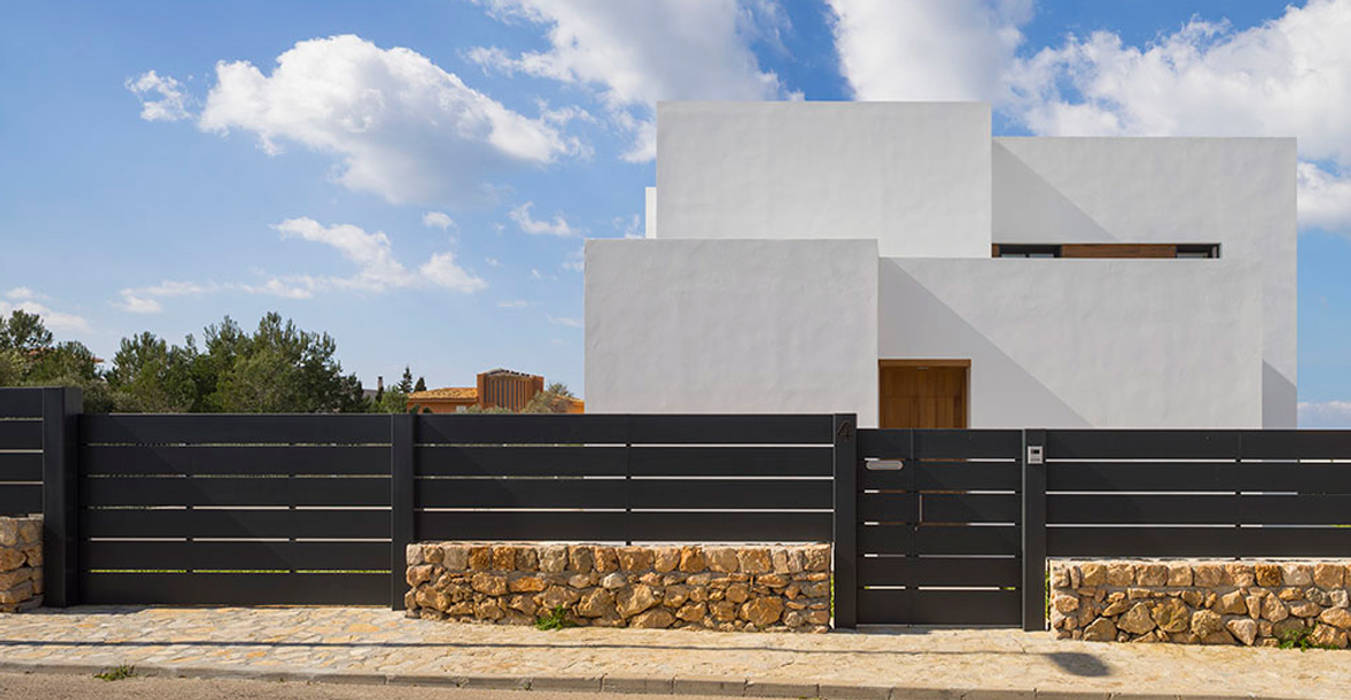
[210, 313, 367, 413]
[397, 366, 414, 394]
[107, 332, 199, 412]
[523, 382, 577, 414]
[0, 310, 53, 353]
[414, 376, 427, 392]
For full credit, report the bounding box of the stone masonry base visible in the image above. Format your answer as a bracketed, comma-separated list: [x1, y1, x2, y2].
[1051, 559, 1351, 647]
[405, 542, 831, 632]
[0, 515, 42, 612]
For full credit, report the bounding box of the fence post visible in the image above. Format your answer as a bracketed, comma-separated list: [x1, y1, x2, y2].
[41, 386, 82, 607]
[832, 413, 858, 630]
[390, 413, 415, 610]
[1021, 428, 1047, 631]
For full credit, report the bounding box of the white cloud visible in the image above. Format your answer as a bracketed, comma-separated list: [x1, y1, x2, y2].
[612, 213, 641, 239]
[471, 0, 790, 160]
[498, 299, 528, 308]
[196, 34, 580, 205]
[1299, 400, 1351, 427]
[562, 246, 584, 272]
[1297, 162, 1351, 232]
[509, 201, 577, 236]
[828, 0, 1351, 233]
[422, 211, 455, 230]
[999, 0, 1351, 232]
[485, 257, 502, 267]
[827, 0, 1032, 102]
[275, 217, 485, 293]
[547, 314, 582, 328]
[5, 287, 39, 300]
[125, 70, 192, 122]
[0, 299, 91, 334]
[420, 252, 488, 293]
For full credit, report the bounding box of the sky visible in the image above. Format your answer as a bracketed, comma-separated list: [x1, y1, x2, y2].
[2, 0, 1350, 424]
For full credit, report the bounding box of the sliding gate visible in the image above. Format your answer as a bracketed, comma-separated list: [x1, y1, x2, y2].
[854, 428, 1025, 625]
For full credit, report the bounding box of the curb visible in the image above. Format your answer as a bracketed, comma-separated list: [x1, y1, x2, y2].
[0, 660, 1309, 700]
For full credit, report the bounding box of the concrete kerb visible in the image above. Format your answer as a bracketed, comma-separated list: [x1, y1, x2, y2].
[0, 661, 1314, 699]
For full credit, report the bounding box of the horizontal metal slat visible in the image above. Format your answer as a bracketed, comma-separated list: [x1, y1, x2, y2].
[81, 476, 390, 507]
[416, 511, 831, 543]
[862, 461, 1020, 491]
[417, 414, 630, 445]
[81, 445, 389, 475]
[858, 589, 1021, 626]
[416, 478, 830, 510]
[1240, 430, 1351, 460]
[81, 508, 390, 539]
[629, 446, 832, 476]
[860, 493, 1017, 523]
[858, 556, 1020, 587]
[1049, 493, 1351, 526]
[416, 414, 833, 445]
[80, 572, 387, 605]
[0, 390, 42, 418]
[859, 524, 1019, 556]
[1048, 526, 1351, 558]
[0, 420, 42, 450]
[1046, 430, 1239, 460]
[0, 484, 41, 516]
[415, 446, 627, 476]
[82, 540, 389, 571]
[82, 414, 391, 445]
[0, 452, 42, 481]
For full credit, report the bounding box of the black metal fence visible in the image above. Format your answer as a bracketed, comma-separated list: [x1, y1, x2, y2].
[0, 387, 834, 607]
[5, 386, 1351, 633]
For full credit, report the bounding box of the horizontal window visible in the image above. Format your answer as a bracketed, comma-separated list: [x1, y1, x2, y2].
[992, 243, 1220, 259]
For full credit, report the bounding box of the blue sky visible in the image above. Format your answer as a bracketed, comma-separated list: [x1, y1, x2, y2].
[2, 1, 1350, 423]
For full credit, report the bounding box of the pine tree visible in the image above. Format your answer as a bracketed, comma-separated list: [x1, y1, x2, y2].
[398, 366, 414, 393]
[414, 376, 427, 392]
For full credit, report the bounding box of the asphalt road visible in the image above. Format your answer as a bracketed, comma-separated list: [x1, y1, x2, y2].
[0, 672, 736, 700]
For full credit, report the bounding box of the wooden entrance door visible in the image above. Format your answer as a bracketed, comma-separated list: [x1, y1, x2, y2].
[879, 360, 969, 429]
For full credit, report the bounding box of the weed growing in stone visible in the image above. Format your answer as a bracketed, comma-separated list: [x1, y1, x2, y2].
[94, 665, 135, 681]
[1277, 628, 1337, 651]
[535, 604, 573, 631]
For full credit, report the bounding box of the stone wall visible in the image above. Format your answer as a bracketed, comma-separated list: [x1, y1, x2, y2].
[0, 516, 42, 613]
[1051, 560, 1351, 648]
[405, 543, 831, 632]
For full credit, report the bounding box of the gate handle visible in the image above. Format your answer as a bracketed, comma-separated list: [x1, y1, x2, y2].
[866, 459, 905, 470]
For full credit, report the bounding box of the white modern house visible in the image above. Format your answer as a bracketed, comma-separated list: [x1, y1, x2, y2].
[585, 102, 1296, 429]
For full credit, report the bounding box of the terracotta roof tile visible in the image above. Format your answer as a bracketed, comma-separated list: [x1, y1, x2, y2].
[408, 387, 477, 400]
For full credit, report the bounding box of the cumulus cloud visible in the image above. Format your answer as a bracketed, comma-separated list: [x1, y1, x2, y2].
[828, 0, 1351, 233]
[497, 299, 528, 308]
[274, 217, 485, 293]
[0, 299, 91, 334]
[422, 211, 455, 230]
[196, 34, 580, 205]
[1299, 400, 1351, 427]
[125, 70, 192, 122]
[115, 218, 486, 313]
[827, 0, 1032, 102]
[471, 0, 790, 160]
[509, 201, 577, 236]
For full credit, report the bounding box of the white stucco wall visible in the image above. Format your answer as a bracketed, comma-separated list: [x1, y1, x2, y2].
[586, 238, 879, 425]
[880, 258, 1264, 428]
[656, 102, 991, 258]
[644, 187, 657, 238]
[992, 137, 1296, 426]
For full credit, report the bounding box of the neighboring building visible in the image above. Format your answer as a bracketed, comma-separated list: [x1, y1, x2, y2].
[585, 102, 1296, 429]
[408, 368, 583, 413]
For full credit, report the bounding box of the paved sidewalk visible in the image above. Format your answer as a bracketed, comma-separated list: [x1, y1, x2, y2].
[0, 606, 1346, 698]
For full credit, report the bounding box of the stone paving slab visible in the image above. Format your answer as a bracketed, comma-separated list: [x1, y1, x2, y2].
[0, 606, 1344, 698]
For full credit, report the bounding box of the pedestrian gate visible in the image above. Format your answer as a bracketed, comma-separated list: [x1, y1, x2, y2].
[851, 428, 1025, 625]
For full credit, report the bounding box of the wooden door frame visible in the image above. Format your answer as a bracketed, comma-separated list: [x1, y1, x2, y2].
[878, 359, 971, 429]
